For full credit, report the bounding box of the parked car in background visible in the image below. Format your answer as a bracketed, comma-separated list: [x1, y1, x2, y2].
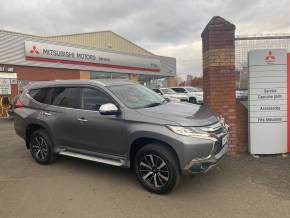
[152, 88, 188, 102]
[236, 89, 248, 100]
[14, 80, 229, 194]
[171, 87, 203, 104]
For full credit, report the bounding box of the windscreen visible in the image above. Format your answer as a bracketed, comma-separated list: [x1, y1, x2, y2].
[108, 84, 165, 109]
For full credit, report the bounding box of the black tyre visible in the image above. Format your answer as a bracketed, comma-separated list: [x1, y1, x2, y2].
[189, 97, 197, 104]
[134, 143, 180, 194]
[29, 129, 57, 165]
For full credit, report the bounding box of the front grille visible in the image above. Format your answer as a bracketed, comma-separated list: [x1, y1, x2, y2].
[200, 121, 227, 155]
[200, 121, 224, 134]
[214, 138, 224, 154]
[212, 127, 225, 135]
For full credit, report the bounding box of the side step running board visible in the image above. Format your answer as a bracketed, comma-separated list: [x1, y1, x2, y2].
[59, 151, 124, 167]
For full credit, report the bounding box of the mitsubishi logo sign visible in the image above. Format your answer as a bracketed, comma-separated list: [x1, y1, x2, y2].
[265, 50, 275, 64]
[248, 49, 290, 155]
[30, 45, 39, 54]
[25, 40, 161, 72]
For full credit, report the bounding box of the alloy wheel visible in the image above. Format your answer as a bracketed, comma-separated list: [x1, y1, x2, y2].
[138, 154, 169, 188]
[31, 135, 48, 161]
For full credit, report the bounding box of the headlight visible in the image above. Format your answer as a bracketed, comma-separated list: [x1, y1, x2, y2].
[167, 125, 216, 141]
[168, 97, 180, 102]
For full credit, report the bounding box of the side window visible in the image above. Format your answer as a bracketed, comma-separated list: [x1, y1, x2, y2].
[182, 88, 188, 93]
[173, 88, 185, 93]
[51, 87, 81, 109]
[29, 88, 51, 104]
[153, 89, 161, 94]
[154, 89, 163, 95]
[81, 88, 113, 111]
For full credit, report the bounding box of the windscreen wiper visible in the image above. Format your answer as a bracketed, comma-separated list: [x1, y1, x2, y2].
[144, 102, 162, 108]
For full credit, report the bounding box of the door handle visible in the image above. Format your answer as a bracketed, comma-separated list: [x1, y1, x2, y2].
[41, 112, 52, 116]
[78, 118, 88, 123]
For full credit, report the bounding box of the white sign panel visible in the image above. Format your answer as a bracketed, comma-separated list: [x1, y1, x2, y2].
[25, 41, 161, 72]
[248, 49, 288, 154]
[0, 79, 11, 95]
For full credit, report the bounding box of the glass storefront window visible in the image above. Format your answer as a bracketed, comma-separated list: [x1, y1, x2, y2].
[111, 73, 128, 79]
[139, 75, 169, 89]
[90, 71, 169, 89]
[91, 71, 111, 79]
[90, 71, 128, 80]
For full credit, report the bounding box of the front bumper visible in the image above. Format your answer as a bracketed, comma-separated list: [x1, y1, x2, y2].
[183, 142, 228, 175]
[196, 99, 203, 104]
[182, 124, 229, 175]
[166, 97, 188, 103]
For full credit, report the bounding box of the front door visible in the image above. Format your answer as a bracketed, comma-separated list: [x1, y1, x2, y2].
[73, 87, 126, 156]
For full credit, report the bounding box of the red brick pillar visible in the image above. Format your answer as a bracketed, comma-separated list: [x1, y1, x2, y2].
[201, 16, 239, 155]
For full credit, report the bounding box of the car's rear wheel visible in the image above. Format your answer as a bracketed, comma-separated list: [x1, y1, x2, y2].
[134, 143, 180, 194]
[29, 129, 56, 165]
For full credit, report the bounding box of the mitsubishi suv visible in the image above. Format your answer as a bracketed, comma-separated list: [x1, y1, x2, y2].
[14, 79, 229, 194]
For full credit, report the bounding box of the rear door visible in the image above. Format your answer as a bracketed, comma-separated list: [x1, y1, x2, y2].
[48, 87, 85, 149]
[16, 88, 53, 139]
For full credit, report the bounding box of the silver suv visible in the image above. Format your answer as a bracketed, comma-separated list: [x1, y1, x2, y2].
[14, 79, 228, 194]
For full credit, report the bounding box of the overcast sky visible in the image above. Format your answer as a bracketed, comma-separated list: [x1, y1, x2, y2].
[0, 0, 289, 78]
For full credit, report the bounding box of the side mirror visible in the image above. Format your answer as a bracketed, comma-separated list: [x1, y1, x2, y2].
[99, 103, 120, 115]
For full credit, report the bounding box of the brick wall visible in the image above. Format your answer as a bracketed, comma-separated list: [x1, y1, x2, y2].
[79, 70, 91, 80]
[14, 66, 81, 81]
[201, 16, 247, 155]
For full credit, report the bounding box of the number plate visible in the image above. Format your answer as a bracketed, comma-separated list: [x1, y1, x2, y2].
[222, 135, 228, 146]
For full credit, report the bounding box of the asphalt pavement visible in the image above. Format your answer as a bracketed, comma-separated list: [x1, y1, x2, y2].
[0, 119, 289, 218]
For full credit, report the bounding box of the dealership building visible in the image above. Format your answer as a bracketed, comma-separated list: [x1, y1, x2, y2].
[0, 30, 176, 102]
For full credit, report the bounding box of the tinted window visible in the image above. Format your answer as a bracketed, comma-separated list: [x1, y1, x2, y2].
[160, 88, 176, 94]
[29, 88, 51, 104]
[81, 88, 113, 111]
[153, 89, 162, 94]
[172, 88, 186, 93]
[109, 84, 165, 109]
[51, 87, 80, 108]
[185, 87, 202, 92]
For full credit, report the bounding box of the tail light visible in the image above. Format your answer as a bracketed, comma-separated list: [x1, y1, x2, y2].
[15, 99, 24, 108]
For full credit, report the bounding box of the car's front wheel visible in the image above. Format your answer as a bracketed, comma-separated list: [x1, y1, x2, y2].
[134, 143, 180, 194]
[189, 97, 197, 104]
[29, 129, 56, 165]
